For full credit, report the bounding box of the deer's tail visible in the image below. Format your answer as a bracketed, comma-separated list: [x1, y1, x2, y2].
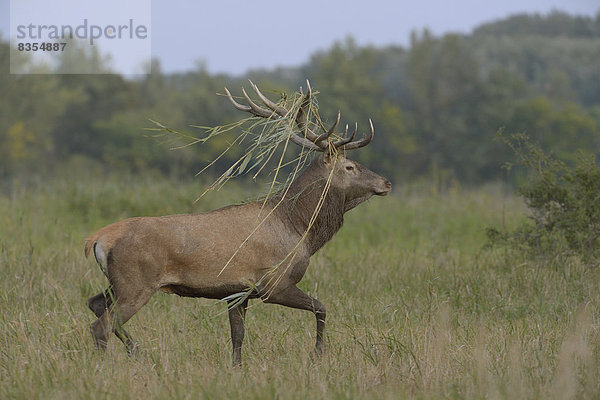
[84, 233, 109, 278]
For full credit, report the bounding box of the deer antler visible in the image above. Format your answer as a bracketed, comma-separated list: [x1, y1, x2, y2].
[224, 80, 374, 152]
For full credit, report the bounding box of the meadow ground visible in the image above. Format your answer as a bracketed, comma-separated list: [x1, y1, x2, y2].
[1, 172, 599, 399]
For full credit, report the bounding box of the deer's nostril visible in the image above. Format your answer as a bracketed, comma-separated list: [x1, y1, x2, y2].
[375, 179, 392, 195]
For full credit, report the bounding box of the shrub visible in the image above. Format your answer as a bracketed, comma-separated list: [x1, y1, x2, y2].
[488, 132, 600, 266]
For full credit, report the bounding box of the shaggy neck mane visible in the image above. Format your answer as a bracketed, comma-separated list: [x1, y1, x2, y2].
[270, 158, 345, 255]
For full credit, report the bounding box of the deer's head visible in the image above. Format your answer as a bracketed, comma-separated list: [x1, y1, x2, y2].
[225, 80, 391, 209]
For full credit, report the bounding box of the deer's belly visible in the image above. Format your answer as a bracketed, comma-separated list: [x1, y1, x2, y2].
[158, 283, 254, 300]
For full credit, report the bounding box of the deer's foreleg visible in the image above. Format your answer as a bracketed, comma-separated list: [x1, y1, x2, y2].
[227, 298, 249, 367]
[264, 285, 326, 355]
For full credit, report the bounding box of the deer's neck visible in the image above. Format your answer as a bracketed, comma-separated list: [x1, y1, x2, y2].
[272, 169, 345, 255]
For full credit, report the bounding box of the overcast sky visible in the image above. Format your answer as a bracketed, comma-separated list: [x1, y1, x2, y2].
[2, 0, 598, 75]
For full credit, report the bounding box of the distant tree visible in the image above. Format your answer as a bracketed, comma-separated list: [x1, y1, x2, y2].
[407, 30, 491, 180]
[473, 11, 600, 38]
[506, 97, 599, 164]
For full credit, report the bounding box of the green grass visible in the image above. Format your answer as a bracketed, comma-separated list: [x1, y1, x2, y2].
[1, 174, 599, 399]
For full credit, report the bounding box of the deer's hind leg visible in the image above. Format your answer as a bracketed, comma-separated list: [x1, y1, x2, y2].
[88, 285, 154, 354]
[87, 289, 139, 354]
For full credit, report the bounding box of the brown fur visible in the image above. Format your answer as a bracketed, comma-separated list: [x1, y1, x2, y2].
[85, 153, 391, 365]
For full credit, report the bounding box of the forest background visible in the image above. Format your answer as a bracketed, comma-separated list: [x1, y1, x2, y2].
[2, 11, 599, 186]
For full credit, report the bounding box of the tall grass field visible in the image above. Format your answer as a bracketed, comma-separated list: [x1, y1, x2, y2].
[1, 173, 599, 399]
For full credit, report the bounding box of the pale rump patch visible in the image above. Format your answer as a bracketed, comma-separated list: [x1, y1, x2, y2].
[93, 242, 109, 277]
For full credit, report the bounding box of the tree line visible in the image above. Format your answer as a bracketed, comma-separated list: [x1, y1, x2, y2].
[1, 11, 599, 184]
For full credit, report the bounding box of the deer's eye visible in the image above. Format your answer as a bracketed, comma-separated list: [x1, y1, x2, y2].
[345, 165, 354, 171]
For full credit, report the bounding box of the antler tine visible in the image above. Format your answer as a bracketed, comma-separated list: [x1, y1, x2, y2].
[312, 110, 340, 143]
[225, 87, 252, 113]
[327, 111, 341, 136]
[301, 80, 314, 115]
[249, 80, 288, 117]
[241, 88, 273, 118]
[333, 122, 357, 148]
[296, 80, 312, 126]
[339, 119, 374, 150]
[295, 80, 329, 145]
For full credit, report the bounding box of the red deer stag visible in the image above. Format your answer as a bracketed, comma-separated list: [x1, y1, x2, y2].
[85, 81, 391, 366]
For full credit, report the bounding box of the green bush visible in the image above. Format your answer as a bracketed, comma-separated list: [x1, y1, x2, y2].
[488, 132, 600, 266]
